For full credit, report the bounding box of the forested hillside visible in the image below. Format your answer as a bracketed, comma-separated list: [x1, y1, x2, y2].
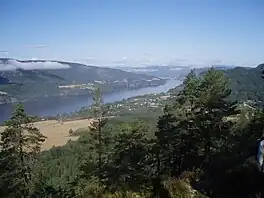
[0, 59, 165, 103]
[169, 64, 264, 105]
[225, 64, 264, 103]
[1, 68, 264, 198]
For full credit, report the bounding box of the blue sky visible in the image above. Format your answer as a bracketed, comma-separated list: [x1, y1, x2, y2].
[1, 0, 264, 67]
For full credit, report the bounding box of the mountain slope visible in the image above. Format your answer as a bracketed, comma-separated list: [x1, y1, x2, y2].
[225, 64, 264, 102]
[168, 64, 264, 103]
[0, 59, 165, 103]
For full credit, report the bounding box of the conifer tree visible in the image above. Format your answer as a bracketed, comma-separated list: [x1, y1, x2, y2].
[80, 88, 109, 185]
[0, 103, 46, 197]
[156, 68, 238, 177]
[193, 68, 237, 165]
[105, 121, 151, 193]
[155, 105, 178, 175]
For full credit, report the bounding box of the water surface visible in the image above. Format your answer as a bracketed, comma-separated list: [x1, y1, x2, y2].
[0, 80, 182, 123]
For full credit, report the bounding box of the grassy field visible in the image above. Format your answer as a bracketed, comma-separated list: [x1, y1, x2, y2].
[0, 119, 92, 151]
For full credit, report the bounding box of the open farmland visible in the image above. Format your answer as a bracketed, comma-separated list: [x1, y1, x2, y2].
[0, 119, 92, 151]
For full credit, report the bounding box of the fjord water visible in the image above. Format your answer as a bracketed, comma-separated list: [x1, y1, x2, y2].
[0, 80, 182, 124]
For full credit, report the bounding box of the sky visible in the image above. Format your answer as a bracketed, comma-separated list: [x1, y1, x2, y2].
[1, 0, 264, 67]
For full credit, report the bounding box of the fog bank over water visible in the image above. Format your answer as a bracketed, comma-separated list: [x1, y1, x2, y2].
[0, 60, 70, 71]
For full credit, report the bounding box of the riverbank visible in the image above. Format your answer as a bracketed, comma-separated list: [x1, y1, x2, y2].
[0, 80, 182, 124]
[0, 81, 167, 105]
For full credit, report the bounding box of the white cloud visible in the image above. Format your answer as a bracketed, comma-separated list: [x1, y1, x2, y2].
[0, 60, 70, 71]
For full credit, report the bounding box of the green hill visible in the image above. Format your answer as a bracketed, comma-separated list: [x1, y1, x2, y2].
[168, 64, 264, 104]
[225, 64, 264, 103]
[0, 59, 166, 103]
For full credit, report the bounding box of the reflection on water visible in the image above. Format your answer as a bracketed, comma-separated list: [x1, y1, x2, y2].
[0, 80, 182, 123]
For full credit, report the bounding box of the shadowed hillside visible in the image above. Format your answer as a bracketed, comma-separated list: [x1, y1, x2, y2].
[0, 59, 166, 103]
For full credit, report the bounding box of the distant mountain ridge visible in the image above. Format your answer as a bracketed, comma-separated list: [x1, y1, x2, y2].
[116, 65, 238, 79]
[0, 59, 159, 82]
[0, 58, 166, 103]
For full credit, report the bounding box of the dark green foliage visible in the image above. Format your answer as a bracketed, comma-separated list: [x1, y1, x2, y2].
[40, 143, 84, 187]
[170, 64, 264, 104]
[224, 64, 264, 102]
[154, 68, 264, 197]
[38, 118, 156, 190]
[37, 68, 264, 197]
[30, 182, 75, 198]
[156, 105, 181, 176]
[156, 69, 237, 176]
[203, 109, 264, 197]
[79, 88, 111, 186]
[3, 68, 264, 197]
[105, 122, 152, 192]
[0, 103, 46, 197]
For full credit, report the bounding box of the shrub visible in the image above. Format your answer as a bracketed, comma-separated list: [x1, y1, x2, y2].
[164, 178, 207, 198]
[69, 128, 73, 135]
[68, 127, 90, 137]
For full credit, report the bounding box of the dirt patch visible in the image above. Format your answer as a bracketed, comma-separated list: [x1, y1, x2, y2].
[0, 119, 93, 151]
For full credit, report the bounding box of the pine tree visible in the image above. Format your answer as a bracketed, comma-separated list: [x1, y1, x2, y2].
[180, 69, 201, 104]
[79, 88, 110, 185]
[155, 68, 238, 178]
[105, 121, 152, 192]
[155, 105, 178, 175]
[178, 69, 237, 166]
[193, 68, 237, 165]
[156, 71, 202, 175]
[0, 103, 46, 197]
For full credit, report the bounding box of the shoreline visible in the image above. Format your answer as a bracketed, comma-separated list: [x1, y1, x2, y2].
[0, 82, 167, 105]
[0, 79, 182, 124]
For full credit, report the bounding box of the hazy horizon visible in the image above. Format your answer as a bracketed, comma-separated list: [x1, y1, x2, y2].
[0, 58, 257, 71]
[1, 0, 264, 67]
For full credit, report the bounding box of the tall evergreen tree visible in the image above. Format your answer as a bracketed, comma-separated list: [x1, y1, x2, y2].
[155, 105, 178, 175]
[156, 69, 238, 178]
[79, 88, 110, 186]
[193, 68, 237, 165]
[177, 69, 237, 167]
[105, 121, 152, 192]
[0, 103, 46, 197]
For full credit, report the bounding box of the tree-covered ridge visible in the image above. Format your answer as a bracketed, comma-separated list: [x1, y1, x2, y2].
[221, 63, 264, 103]
[1, 68, 264, 197]
[168, 63, 264, 105]
[0, 59, 166, 103]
